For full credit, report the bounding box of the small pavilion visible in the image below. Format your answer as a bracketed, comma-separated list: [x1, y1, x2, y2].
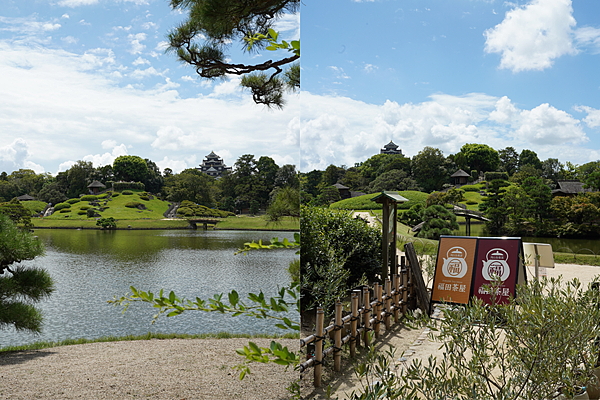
[451, 169, 470, 186]
[87, 180, 106, 194]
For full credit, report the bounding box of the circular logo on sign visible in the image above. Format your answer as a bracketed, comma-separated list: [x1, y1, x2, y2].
[441, 246, 468, 278]
[482, 248, 510, 281]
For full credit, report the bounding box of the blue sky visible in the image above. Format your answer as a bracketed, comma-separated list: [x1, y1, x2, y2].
[0, 0, 300, 175]
[300, 0, 600, 172]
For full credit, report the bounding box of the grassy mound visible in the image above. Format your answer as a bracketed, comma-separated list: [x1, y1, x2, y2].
[330, 190, 428, 210]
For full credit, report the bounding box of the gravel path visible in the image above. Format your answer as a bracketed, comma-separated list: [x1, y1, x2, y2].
[0, 338, 298, 400]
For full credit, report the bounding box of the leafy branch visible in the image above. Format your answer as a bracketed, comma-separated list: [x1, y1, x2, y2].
[235, 232, 300, 255]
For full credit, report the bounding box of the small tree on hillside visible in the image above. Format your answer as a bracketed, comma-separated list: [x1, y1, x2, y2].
[417, 205, 459, 240]
[0, 213, 54, 333]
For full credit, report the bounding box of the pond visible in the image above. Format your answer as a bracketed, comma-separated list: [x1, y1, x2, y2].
[1, 229, 297, 348]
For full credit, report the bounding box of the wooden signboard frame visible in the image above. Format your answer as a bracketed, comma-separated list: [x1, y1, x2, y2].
[404, 242, 430, 315]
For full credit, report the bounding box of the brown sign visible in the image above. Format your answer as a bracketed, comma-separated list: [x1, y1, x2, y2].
[431, 237, 478, 305]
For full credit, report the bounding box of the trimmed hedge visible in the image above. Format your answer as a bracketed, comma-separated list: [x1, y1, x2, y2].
[139, 195, 149, 201]
[125, 201, 144, 208]
[59, 208, 71, 213]
[67, 198, 80, 204]
[461, 185, 481, 192]
[80, 195, 98, 201]
[77, 211, 87, 215]
[122, 190, 133, 195]
[109, 181, 145, 191]
[54, 202, 71, 211]
[175, 200, 234, 218]
[80, 206, 90, 210]
[111, 193, 120, 197]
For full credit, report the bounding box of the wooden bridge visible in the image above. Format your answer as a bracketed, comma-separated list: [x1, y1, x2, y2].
[452, 206, 489, 236]
[187, 218, 222, 230]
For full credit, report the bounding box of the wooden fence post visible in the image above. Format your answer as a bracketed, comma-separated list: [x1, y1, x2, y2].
[315, 307, 324, 387]
[373, 282, 381, 339]
[384, 278, 391, 330]
[401, 256, 408, 314]
[350, 291, 358, 357]
[363, 286, 371, 347]
[334, 301, 342, 372]
[393, 274, 400, 322]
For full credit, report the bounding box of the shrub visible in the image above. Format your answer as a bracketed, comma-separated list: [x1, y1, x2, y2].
[111, 193, 120, 198]
[112, 182, 145, 191]
[59, 208, 71, 213]
[122, 190, 133, 195]
[80, 206, 90, 210]
[86, 209, 96, 218]
[301, 206, 381, 314]
[53, 202, 71, 211]
[465, 200, 477, 205]
[417, 204, 459, 240]
[77, 211, 86, 215]
[139, 195, 149, 201]
[461, 184, 480, 192]
[96, 217, 116, 229]
[484, 171, 509, 181]
[125, 201, 143, 208]
[80, 195, 97, 201]
[66, 198, 80, 204]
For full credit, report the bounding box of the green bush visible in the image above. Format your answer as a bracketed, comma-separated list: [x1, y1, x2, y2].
[86, 209, 96, 218]
[461, 184, 481, 192]
[465, 200, 477, 205]
[111, 193, 120, 197]
[66, 198, 80, 204]
[301, 206, 381, 314]
[77, 211, 86, 215]
[139, 195, 149, 201]
[59, 208, 71, 213]
[330, 191, 428, 211]
[54, 202, 71, 211]
[484, 172, 508, 181]
[122, 190, 133, 195]
[176, 207, 194, 217]
[112, 182, 145, 191]
[80, 195, 97, 201]
[417, 205, 459, 240]
[174, 200, 234, 218]
[125, 201, 143, 208]
[80, 206, 90, 210]
[96, 217, 116, 229]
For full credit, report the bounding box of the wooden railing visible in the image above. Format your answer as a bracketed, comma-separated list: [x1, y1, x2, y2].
[299, 258, 419, 387]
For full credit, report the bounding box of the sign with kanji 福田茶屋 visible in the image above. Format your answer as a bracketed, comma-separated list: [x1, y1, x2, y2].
[430, 236, 526, 311]
[430, 237, 478, 306]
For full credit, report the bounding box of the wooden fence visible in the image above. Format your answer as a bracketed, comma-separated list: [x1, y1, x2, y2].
[299, 250, 424, 387]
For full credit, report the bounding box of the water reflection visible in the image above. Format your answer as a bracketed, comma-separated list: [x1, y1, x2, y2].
[2, 229, 297, 348]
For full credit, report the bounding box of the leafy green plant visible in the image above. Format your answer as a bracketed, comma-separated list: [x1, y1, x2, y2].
[122, 190, 133, 195]
[80, 195, 97, 201]
[96, 217, 116, 229]
[53, 202, 71, 211]
[66, 198, 80, 204]
[125, 201, 143, 208]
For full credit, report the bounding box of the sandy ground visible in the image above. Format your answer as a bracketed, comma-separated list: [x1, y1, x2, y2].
[0, 338, 298, 400]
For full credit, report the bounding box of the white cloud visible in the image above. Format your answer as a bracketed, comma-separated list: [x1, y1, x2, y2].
[80, 144, 128, 168]
[0, 138, 44, 174]
[574, 105, 600, 129]
[61, 14, 70, 19]
[101, 140, 117, 149]
[273, 12, 300, 42]
[574, 26, 600, 54]
[58, 0, 99, 7]
[299, 91, 590, 171]
[516, 103, 586, 144]
[132, 56, 150, 66]
[123, 0, 149, 5]
[141, 22, 157, 30]
[208, 77, 242, 97]
[61, 36, 78, 44]
[489, 96, 518, 124]
[181, 75, 195, 82]
[42, 23, 61, 31]
[130, 66, 162, 79]
[79, 19, 91, 26]
[155, 41, 169, 51]
[364, 64, 378, 73]
[484, 0, 577, 72]
[127, 32, 147, 55]
[328, 66, 350, 79]
[0, 40, 299, 174]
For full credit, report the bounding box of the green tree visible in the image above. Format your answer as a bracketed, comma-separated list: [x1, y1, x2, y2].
[498, 146, 519, 176]
[166, 0, 299, 108]
[267, 186, 299, 221]
[66, 161, 95, 198]
[301, 170, 323, 198]
[541, 158, 564, 186]
[113, 155, 148, 183]
[518, 149, 542, 171]
[521, 176, 552, 222]
[37, 181, 68, 205]
[412, 147, 450, 193]
[143, 158, 164, 194]
[0, 213, 54, 333]
[417, 204, 459, 240]
[479, 179, 510, 234]
[584, 170, 600, 191]
[460, 143, 500, 174]
[317, 185, 341, 205]
[367, 169, 420, 193]
[163, 169, 216, 207]
[274, 164, 298, 189]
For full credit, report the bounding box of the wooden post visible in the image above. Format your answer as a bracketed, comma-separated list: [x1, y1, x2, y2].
[354, 288, 362, 348]
[401, 256, 408, 315]
[373, 282, 381, 339]
[315, 307, 324, 387]
[363, 286, 371, 347]
[334, 301, 342, 372]
[393, 274, 400, 322]
[382, 198, 390, 280]
[350, 291, 358, 357]
[384, 278, 391, 330]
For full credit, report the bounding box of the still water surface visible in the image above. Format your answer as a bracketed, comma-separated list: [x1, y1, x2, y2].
[2, 229, 297, 348]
